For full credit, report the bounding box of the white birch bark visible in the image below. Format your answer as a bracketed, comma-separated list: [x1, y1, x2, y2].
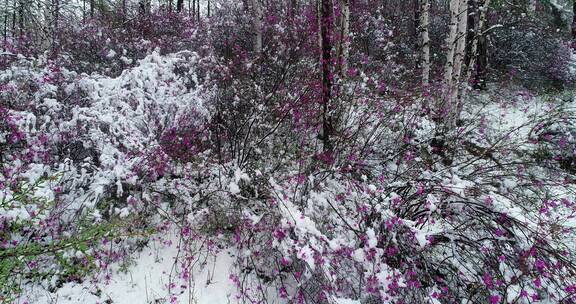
[337, 0, 350, 76]
[450, 0, 468, 103]
[444, 0, 460, 92]
[420, 0, 430, 86]
[250, 0, 262, 53]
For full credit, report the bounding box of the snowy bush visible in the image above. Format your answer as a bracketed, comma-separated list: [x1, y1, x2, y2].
[492, 27, 576, 90]
[1, 1, 576, 304]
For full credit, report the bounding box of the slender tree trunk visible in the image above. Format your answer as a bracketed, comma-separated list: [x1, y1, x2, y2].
[572, 0, 576, 38]
[443, 0, 459, 107]
[90, 0, 94, 17]
[177, 0, 184, 12]
[449, 0, 468, 117]
[289, 0, 297, 17]
[191, 0, 195, 20]
[3, 13, 7, 50]
[420, 0, 430, 86]
[441, 0, 470, 127]
[11, 0, 15, 36]
[3, 0, 8, 48]
[413, 0, 420, 37]
[464, 0, 476, 69]
[51, 0, 59, 57]
[452, 0, 468, 86]
[17, 0, 23, 36]
[319, 0, 334, 152]
[249, 0, 262, 53]
[197, 0, 200, 23]
[336, 0, 350, 76]
[472, 0, 490, 90]
[474, 34, 487, 89]
[207, 0, 210, 17]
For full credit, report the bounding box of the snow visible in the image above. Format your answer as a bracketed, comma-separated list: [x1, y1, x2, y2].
[229, 181, 240, 194]
[120, 56, 133, 65]
[21, 232, 238, 304]
[3, 25, 576, 304]
[106, 49, 117, 59]
[366, 228, 378, 248]
[334, 298, 361, 304]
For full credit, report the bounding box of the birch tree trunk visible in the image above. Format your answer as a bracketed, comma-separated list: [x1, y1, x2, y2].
[336, 0, 350, 77]
[450, 0, 468, 104]
[249, 0, 262, 53]
[443, 0, 460, 94]
[441, 0, 469, 127]
[420, 0, 430, 86]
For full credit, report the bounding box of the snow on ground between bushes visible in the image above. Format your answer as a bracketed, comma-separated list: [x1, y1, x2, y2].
[21, 232, 237, 304]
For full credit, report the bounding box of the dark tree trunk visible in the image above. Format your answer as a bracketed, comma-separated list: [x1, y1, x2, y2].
[320, 0, 334, 152]
[413, 0, 420, 37]
[572, 0, 576, 39]
[191, 0, 195, 19]
[474, 29, 487, 90]
[51, 0, 59, 58]
[473, 0, 488, 90]
[289, 0, 297, 17]
[464, 0, 477, 69]
[207, 0, 210, 17]
[3, 13, 7, 49]
[18, 0, 23, 36]
[90, 0, 94, 17]
[177, 0, 184, 12]
[197, 0, 200, 22]
[11, 0, 15, 35]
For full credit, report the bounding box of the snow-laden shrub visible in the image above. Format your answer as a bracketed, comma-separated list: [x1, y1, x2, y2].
[0, 50, 210, 300]
[175, 82, 576, 304]
[57, 12, 197, 76]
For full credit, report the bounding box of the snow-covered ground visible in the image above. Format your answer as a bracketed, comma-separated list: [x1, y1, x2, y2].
[4, 46, 575, 304]
[21, 232, 238, 304]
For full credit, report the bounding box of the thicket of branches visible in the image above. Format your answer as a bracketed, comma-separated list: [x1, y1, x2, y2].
[1, 0, 576, 303]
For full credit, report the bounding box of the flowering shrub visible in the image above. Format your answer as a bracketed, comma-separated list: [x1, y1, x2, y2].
[57, 12, 197, 76]
[1, 2, 576, 304]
